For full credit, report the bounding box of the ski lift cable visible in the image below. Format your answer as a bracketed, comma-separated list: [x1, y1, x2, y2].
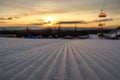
[101, 0, 106, 12]
[98, 0, 106, 29]
[99, 0, 107, 18]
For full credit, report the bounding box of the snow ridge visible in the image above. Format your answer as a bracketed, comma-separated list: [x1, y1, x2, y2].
[0, 38, 120, 80]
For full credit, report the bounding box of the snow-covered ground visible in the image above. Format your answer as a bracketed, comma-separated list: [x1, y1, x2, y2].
[0, 38, 120, 80]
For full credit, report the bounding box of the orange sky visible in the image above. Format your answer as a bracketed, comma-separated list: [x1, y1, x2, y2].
[0, 0, 120, 28]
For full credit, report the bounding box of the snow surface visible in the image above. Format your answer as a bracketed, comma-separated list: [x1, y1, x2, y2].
[0, 38, 120, 80]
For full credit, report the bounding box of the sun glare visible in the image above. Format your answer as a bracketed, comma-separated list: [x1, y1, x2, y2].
[45, 17, 54, 22]
[44, 16, 56, 26]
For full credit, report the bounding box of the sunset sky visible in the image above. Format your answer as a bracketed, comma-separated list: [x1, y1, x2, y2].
[0, 0, 120, 28]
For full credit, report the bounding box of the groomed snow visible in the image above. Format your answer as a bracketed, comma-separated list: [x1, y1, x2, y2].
[0, 38, 120, 80]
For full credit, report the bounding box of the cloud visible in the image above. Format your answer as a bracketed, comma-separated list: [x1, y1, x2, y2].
[92, 18, 114, 22]
[0, 16, 20, 20]
[30, 20, 55, 26]
[14, 16, 20, 19]
[37, 19, 44, 21]
[57, 18, 116, 25]
[116, 18, 120, 20]
[19, 7, 68, 17]
[32, 7, 70, 15]
[30, 23, 43, 25]
[58, 21, 86, 24]
[0, 17, 13, 20]
[33, 7, 50, 13]
[0, 21, 7, 23]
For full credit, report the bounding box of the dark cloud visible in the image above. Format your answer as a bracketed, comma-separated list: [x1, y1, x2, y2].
[30, 23, 43, 25]
[30, 20, 55, 26]
[58, 21, 86, 24]
[0, 16, 20, 20]
[57, 18, 115, 24]
[8, 17, 13, 20]
[0, 17, 13, 20]
[93, 18, 114, 22]
[14, 16, 20, 19]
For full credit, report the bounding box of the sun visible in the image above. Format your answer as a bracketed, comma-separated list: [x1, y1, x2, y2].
[44, 16, 55, 26]
[45, 16, 55, 22]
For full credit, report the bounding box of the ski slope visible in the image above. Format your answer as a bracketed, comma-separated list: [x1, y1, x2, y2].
[0, 38, 120, 80]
